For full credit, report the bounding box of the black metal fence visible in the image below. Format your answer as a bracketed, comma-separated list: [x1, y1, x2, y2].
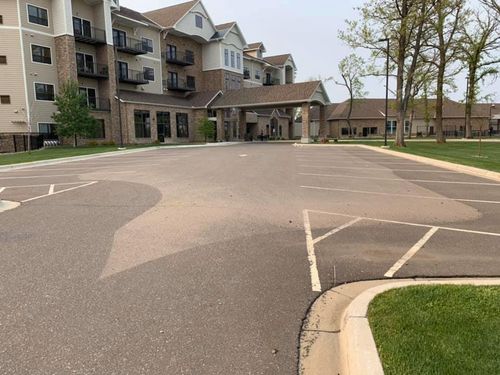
[0, 133, 47, 153]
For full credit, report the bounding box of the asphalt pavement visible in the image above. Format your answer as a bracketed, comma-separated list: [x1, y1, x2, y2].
[0, 143, 499, 374]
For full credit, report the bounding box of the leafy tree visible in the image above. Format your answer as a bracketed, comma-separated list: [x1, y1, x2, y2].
[197, 117, 215, 143]
[459, 4, 500, 138]
[340, 0, 433, 147]
[52, 80, 98, 147]
[334, 54, 368, 138]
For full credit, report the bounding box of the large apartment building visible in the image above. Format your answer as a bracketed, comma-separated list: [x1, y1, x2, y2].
[0, 0, 309, 151]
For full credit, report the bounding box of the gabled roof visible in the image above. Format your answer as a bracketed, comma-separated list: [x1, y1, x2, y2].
[254, 109, 291, 118]
[120, 90, 222, 109]
[245, 42, 266, 52]
[113, 6, 162, 28]
[210, 81, 329, 109]
[211, 21, 247, 46]
[144, 0, 198, 29]
[264, 54, 293, 66]
[215, 22, 236, 32]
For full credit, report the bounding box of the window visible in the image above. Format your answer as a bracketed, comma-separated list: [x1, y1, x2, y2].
[176, 113, 189, 138]
[230, 51, 235, 68]
[186, 75, 195, 90]
[168, 71, 178, 88]
[39, 123, 57, 139]
[89, 119, 105, 139]
[236, 53, 241, 69]
[31, 45, 51, 64]
[134, 110, 151, 138]
[0, 15, 3, 24]
[142, 38, 153, 53]
[35, 83, 54, 101]
[27, 4, 48, 27]
[73, 17, 91, 38]
[157, 112, 171, 140]
[79, 87, 97, 109]
[143, 67, 155, 81]
[224, 49, 229, 66]
[185, 49, 194, 64]
[386, 120, 397, 135]
[404, 120, 411, 134]
[0, 56, 6, 64]
[255, 69, 261, 80]
[117, 61, 128, 80]
[243, 67, 250, 79]
[113, 29, 126, 47]
[167, 44, 177, 60]
[195, 14, 203, 29]
[76, 53, 95, 74]
[0, 95, 11, 104]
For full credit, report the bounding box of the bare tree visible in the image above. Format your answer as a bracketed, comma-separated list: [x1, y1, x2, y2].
[340, 0, 433, 147]
[459, 5, 500, 138]
[333, 54, 367, 138]
[480, 0, 500, 15]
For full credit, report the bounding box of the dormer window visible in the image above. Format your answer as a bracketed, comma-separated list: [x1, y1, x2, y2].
[195, 15, 203, 29]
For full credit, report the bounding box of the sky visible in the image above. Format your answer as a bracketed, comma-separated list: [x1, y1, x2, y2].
[120, 0, 499, 103]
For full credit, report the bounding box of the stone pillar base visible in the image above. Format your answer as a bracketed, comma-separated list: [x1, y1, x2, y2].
[301, 137, 313, 144]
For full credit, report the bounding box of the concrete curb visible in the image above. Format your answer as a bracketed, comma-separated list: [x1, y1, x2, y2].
[299, 278, 500, 375]
[341, 278, 500, 375]
[0, 142, 239, 172]
[292, 143, 500, 183]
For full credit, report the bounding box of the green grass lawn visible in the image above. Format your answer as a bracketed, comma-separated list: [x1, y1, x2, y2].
[368, 285, 500, 375]
[0, 145, 161, 166]
[338, 140, 500, 172]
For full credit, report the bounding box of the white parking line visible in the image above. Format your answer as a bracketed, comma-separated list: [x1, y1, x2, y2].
[313, 217, 363, 245]
[298, 173, 500, 186]
[0, 174, 81, 180]
[21, 181, 98, 203]
[0, 182, 91, 189]
[48, 184, 55, 195]
[301, 185, 500, 205]
[299, 165, 460, 173]
[303, 210, 322, 292]
[0, 187, 5, 194]
[384, 227, 440, 278]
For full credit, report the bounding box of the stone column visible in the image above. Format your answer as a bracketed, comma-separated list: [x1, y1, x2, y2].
[301, 103, 312, 144]
[319, 105, 327, 138]
[54, 35, 77, 84]
[238, 110, 246, 141]
[216, 110, 225, 142]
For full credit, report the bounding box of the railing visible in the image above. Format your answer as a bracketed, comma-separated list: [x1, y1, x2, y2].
[163, 78, 196, 92]
[76, 63, 109, 79]
[263, 77, 280, 86]
[163, 50, 195, 65]
[74, 26, 106, 44]
[119, 69, 149, 84]
[85, 97, 111, 111]
[114, 36, 148, 55]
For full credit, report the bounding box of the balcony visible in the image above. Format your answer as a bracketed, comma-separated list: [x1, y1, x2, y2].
[243, 68, 251, 80]
[114, 36, 148, 55]
[77, 63, 109, 80]
[163, 51, 195, 66]
[86, 97, 111, 112]
[263, 77, 280, 86]
[163, 78, 196, 92]
[118, 69, 149, 85]
[74, 26, 106, 45]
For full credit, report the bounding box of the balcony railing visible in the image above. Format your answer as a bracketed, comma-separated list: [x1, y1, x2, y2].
[85, 97, 111, 112]
[77, 63, 109, 79]
[263, 77, 280, 86]
[163, 78, 196, 92]
[163, 51, 195, 66]
[114, 36, 148, 55]
[74, 26, 106, 45]
[118, 69, 149, 85]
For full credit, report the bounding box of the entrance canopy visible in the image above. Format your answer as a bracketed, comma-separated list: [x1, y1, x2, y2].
[210, 81, 330, 110]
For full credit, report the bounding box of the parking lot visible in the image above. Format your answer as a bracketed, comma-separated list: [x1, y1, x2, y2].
[0, 143, 499, 374]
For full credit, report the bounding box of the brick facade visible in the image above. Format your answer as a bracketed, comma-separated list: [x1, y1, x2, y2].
[54, 35, 78, 85]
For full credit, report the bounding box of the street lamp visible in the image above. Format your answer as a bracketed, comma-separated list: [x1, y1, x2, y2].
[378, 38, 390, 147]
[465, 76, 469, 138]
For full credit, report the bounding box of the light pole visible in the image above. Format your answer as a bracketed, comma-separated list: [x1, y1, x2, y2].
[465, 76, 469, 138]
[490, 104, 496, 136]
[378, 38, 390, 147]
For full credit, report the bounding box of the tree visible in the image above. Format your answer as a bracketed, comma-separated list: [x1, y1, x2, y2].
[197, 117, 215, 143]
[334, 54, 367, 138]
[340, 0, 433, 147]
[424, 0, 465, 143]
[480, 0, 500, 16]
[459, 4, 500, 138]
[52, 80, 98, 147]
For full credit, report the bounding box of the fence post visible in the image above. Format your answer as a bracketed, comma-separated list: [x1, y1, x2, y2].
[13, 135, 17, 153]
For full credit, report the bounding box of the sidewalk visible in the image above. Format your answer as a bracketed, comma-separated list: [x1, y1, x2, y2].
[299, 278, 500, 375]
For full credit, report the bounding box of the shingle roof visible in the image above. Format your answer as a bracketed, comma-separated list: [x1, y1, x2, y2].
[114, 6, 161, 27]
[144, 0, 198, 29]
[120, 90, 221, 108]
[215, 22, 236, 31]
[327, 98, 497, 120]
[211, 81, 328, 109]
[246, 42, 264, 50]
[264, 54, 291, 66]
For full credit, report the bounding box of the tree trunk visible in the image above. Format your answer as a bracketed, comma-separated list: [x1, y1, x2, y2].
[347, 96, 354, 138]
[408, 109, 414, 139]
[74, 134, 78, 148]
[465, 72, 476, 138]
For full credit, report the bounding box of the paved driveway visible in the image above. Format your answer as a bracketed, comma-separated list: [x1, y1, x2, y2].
[0, 144, 498, 374]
